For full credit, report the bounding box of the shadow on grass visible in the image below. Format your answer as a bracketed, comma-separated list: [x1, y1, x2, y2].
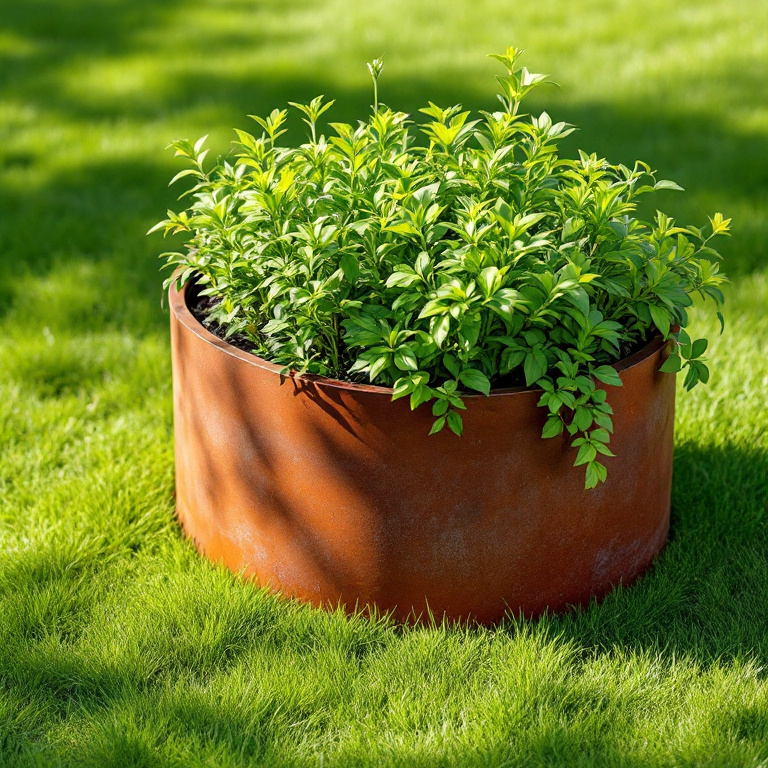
[541, 440, 768, 664]
[2, 443, 766, 673]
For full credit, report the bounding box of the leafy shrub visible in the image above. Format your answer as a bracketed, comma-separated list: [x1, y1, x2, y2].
[153, 48, 729, 488]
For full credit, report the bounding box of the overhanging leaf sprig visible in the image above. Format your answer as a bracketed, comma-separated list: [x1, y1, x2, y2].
[152, 47, 730, 489]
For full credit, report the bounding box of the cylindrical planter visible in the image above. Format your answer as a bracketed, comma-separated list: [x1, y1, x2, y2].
[170, 280, 675, 624]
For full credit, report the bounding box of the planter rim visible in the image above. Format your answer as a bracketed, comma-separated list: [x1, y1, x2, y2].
[170, 276, 667, 398]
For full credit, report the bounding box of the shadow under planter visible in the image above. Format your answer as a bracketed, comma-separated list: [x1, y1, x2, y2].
[169, 279, 675, 624]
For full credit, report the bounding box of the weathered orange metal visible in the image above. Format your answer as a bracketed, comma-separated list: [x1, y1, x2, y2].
[170, 280, 675, 624]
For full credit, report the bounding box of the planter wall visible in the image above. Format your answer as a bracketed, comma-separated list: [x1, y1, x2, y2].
[170, 280, 676, 624]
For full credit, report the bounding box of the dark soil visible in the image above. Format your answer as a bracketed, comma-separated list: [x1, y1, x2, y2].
[187, 283, 654, 391]
[186, 285, 367, 383]
[188, 289, 259, 358]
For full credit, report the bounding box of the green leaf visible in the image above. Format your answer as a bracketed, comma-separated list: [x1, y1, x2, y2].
[419, 299, 450, 319]
[561, 216, 584, 241]
[564, 286, 590, 318]
[429, 416, 446, 435]
[410, 384, 433, 410]
[391, 377, 415, 400]
[590, 428, 611, 443]
[369, 354, 391, 380]
[649, 304, 671, 337]
[500, 348, 525, 375]
[573, 407, 593, 432]
[593, 412, 614, 432]
[574, 442, 597, 466]
[524, 350, 547, 387]
[169, 168, 204, 186]
[458, 316, 482, 349]
[659, 353, 682, 373]
[447, 410, 464, 436]
[478, 266, 501, 297]
[339, 252, 359, 283]
[523, 329, 546, 347]
[683, 364, 699, 391]
[654, 179, 685, 192]
[591, 365, 622, 387]
[584, 460, 607, 489]
[415, 251, 431, 278]
[383, 221, 421, 236]
[443, 354, 460, 378]
[717, 311, 725, 334]
[432, 315, 451, 348]
[514, 211, 547, 234]
[691, 338, 708, 359]
[542, 416, 564, 439]
[692, 359, 710, 384]
[546, 394, 562, 414]
[194, 134, 209, 154]
[677, 328, 692, 357]
[386, 271, 420, 289]
[594, 442, 615, 457]
[459, 369, 491, 396]
[394, 348, 418, 371]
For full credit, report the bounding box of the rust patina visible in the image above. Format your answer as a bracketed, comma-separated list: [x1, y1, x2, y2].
[170, 280, 675, 624]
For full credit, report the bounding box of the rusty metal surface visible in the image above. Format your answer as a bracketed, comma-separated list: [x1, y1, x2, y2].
[170, 280, 675, 624]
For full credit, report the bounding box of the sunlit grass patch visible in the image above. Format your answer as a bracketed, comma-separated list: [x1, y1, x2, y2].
[1, 0, 767, 764]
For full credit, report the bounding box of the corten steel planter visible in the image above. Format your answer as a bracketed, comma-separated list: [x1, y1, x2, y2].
[170, 279, 676, 624]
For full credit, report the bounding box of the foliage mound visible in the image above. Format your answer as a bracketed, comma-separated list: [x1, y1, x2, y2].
[154, 48, 729, 487]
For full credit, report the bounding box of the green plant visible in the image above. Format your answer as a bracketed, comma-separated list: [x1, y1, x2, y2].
[152, 47, 729, 488]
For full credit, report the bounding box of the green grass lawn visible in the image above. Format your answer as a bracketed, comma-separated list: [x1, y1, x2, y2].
[1, 0, 768, 765]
